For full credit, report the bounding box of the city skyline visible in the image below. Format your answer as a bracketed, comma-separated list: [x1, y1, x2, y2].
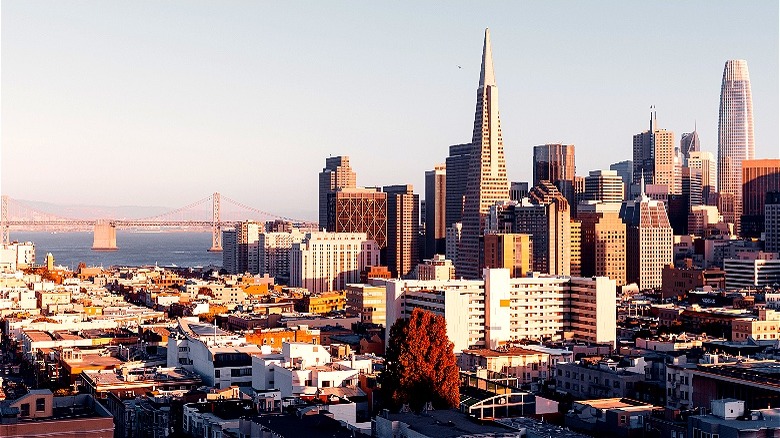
[2, 1, 778, 221]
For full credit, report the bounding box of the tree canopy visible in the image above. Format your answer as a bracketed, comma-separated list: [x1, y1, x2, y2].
[381, 308, 460, 411]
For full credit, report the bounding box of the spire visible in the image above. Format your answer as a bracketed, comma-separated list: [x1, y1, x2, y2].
[479, 28, 496, 87]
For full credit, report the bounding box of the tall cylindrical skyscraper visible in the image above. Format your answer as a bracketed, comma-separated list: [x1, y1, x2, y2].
[717, 59, 754, 232]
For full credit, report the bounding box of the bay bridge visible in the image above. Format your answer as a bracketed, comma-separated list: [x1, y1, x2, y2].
[0, 193, 317, 252]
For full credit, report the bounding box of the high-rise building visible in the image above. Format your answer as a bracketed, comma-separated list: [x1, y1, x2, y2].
[620, 183, 673, 290]
[258, 230, 305, 282]
[383, 269, 617, 351]
[236, 221, 263, 274]
[509, 181, 529, 202]
[445, 143, 472, 229]
[570, 219, 581, 277]
[680, 129, 700, 166]
[688, 151, 717, 204]
[483, 233, 532, 278]
[610, 160, 634, 200]
[515, 182, 571, 276]
[765, 192, 780, 253]
[718, 60, 755, 233]
[445, 222, 462, 264]
[222, 229, 237, 274]
[459, 29, 510, 279]
[289, 232, 380, 293]
[533, 144, 576, 208]
[319, 156, 357, 229]
[582, 170, 624, 205]
[326, 187, 387, 249]
[633, 111, 677, 194]
[741, 159, 780, 238]
[425, 164, 447, 258]
[384, 185, 420, 278]
[578, 202, 627, 286]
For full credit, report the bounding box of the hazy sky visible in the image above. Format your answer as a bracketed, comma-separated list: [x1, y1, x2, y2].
[2, 1, 778, 221]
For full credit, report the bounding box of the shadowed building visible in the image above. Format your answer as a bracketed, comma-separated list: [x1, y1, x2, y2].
[425, 164, 447, 258]
[534, 143, 576, 209]
[741, 159, 780, 238]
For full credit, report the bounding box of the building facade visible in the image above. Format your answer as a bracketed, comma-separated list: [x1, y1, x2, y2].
[319, 156, 357, 229]
[289, 232, 380, 293]
[718, 60, 755, 232]
[458, 29, 510, 279]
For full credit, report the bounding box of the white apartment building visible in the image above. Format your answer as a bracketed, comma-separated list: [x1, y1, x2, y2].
[167, 318, 261, 389]
[252, 342, 369, 398]
[289, 232, 380, 293]
[724, 254, 780, 289]
[258, 230, 304, 280]
[345, 284, 386, 326]
[382, 268, 617, 353]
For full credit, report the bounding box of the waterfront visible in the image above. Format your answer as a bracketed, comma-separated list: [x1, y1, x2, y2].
[11, 231, 223, 270]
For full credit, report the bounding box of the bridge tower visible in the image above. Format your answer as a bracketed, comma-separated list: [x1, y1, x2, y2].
[209, 192, 222, 252]
[92, 220, 118, 251]
[1, 195, 8, 246]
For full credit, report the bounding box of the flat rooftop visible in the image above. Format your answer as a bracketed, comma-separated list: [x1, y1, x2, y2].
[385, 409, 517, 438]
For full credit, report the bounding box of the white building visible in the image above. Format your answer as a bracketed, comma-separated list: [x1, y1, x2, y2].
[258, 230, 304, 280]
[289, 232, 380, 293]
[167, 318, 261, 389]
[382, 268, 617, 353]
[251, 342, 368, 398]
[724, 253, 780, 289]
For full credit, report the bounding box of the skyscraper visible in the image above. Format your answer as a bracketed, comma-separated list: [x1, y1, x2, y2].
[445, 143, 472, 229]
[327, 187, 388, 248]
[458, 28, 510, 279]
[718, 60, 755, 233]
[680, 129, 700, 166]
[633, 111, 677, 194]
[688, 151, 717, 204]
[620, 182, 673, 290]
[582, 170, 624, 204]
[319, 156, 357, 229]
[384, 184, 420, 278]
[424, 164, 446, 258]
[533, 143, 576, 208]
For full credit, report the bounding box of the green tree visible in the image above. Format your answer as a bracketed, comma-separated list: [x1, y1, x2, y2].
[381, 308, 460, 411]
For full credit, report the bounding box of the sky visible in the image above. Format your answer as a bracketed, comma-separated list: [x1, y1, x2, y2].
[2, 1, 778, 221]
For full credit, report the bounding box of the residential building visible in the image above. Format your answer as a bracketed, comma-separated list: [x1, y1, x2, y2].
[723, 252, 780, 289]
[0, 391, 114, 438]
[718, 60, 755, 232]
[222, 229, 237, 274]
[289, 232, 380, 293]
[555, 358, 646, 400]
[445, 222, 462, 264]
[345, 284, 386, 326]
[236, 220, 263, 275]
[688, 399, 780, 438]
[458, 29, 510, 279]
[383, 269, 616, 352]
[732, 309, 780, 341]
[258, 229, 305, 282]
[416, 254, 455, 281]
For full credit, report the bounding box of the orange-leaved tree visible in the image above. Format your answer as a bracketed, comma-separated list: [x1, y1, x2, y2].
[381, 308, 459, 411]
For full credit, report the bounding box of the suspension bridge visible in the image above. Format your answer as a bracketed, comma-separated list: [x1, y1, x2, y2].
[0, 193, 317, 252]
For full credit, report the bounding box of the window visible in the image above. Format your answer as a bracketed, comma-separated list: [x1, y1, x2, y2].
[215, 370, 220, 378]
[35, 398, 45, 412]
[20, 403, 30, 417]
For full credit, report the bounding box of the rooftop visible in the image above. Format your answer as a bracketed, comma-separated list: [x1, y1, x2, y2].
[383, 409, 518, 438]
